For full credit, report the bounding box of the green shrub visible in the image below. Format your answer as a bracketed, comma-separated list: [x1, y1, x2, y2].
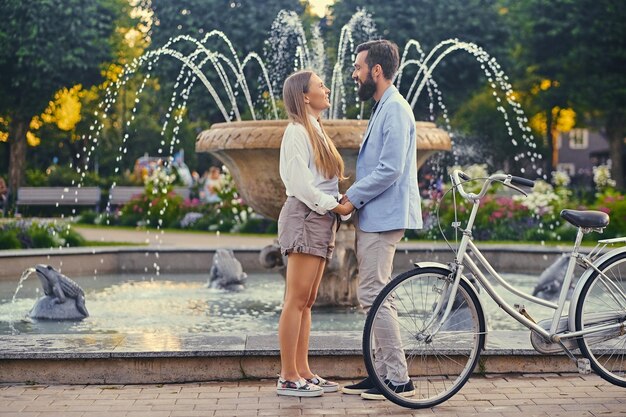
[77, 210, 98, 225]
[28, 223, 58, 248]
[26, 165, 104, 187]
[0, 229, 20, 249]
[0, 220, 87, 249]
[25, 169, 48, 186]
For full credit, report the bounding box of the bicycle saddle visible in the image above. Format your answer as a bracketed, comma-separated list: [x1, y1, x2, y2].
[560, 209, 609, 228]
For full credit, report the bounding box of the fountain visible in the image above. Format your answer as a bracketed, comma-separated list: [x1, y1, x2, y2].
[0, 7, 584, 389]
[21, 9, 538, 309]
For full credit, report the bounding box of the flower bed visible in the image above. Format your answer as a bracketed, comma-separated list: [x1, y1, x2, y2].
[421, 164, 624, 242]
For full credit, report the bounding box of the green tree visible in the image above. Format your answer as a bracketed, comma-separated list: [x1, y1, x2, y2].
[506, 0, 626, 189]
[0, 0, 119, 202]
[327, 0, 511, 116]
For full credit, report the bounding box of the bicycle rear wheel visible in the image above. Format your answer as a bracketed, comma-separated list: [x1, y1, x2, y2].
[575, 252, 626, 387]
[363, 267, 486, 408]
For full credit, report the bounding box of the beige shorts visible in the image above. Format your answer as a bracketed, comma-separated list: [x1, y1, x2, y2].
[278, 196, 337, 260]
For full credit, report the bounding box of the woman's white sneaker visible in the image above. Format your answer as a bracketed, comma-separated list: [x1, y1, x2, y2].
[276, 377, 323, 397]
[305, 375, 339, 393]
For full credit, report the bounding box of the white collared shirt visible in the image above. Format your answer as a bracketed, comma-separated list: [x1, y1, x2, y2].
[279, 114, 339, 214]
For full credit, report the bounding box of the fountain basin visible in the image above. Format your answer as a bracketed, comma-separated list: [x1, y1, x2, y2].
[0, 244, 591, 383]
[1, 262, 564, 335]
[196, 120, 451, 219]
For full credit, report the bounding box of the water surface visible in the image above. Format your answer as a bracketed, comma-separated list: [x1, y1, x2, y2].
[0, 271, 556, 335]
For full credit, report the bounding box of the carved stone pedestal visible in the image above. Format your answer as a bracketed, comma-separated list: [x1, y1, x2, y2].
[259, 223, 359, 307]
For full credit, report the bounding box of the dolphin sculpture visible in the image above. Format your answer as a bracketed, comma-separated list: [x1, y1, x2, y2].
[30, 264, 89, 320]
[207, 249, 247, 291]
[532, 254, 573, 301]
[434, 276, 480, 332]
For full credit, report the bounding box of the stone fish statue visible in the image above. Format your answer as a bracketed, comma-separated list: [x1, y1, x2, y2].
[437, 276, 480, 332]
[532, 254, 574, 301]
[29, 264, 89, 320]
[207, 249, 247, 291]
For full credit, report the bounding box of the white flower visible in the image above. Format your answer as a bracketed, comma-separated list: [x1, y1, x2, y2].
[551, 170, 571, 188]
[592, 165, 616, 190]
[514, 180, 559, 215]
[145, 166, 176, 194]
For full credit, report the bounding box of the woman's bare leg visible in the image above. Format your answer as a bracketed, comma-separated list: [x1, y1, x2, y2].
[278, 253, 323, 381]
[296, 257, 325, 379]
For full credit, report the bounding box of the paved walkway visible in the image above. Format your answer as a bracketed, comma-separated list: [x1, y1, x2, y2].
[73, 225, 276, 249]
[1, 374, 624, 416]
[72, 225, 570, 252]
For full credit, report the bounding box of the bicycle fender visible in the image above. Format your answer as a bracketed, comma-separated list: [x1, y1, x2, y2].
[568, 245, 626, 332]
[413, 261, 488, 349]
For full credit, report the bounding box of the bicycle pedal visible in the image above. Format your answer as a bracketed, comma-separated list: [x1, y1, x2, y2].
[577, 358, 591, 375]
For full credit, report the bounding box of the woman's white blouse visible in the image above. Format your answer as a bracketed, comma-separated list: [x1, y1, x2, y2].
[279, 116, 339, 215]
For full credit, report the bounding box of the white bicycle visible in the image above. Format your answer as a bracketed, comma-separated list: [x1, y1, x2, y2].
[363, 169, 626, 408]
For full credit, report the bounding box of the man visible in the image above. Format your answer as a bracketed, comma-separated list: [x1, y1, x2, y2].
[340, 40, 422, 400]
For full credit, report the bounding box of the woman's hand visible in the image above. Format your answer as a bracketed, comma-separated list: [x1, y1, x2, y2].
[331, 203, 353, 216]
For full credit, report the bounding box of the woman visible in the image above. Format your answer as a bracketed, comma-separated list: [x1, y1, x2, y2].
[277, 70, 352, 397]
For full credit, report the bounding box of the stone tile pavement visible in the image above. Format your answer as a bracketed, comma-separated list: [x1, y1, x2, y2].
[1, 373, 624, 417]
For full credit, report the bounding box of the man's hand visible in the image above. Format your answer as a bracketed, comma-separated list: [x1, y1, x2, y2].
[341, 195, 355, 212]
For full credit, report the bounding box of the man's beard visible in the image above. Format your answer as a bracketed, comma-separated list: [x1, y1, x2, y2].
[356, 72, 376, 101]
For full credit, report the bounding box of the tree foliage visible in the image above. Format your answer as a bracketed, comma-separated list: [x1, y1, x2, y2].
[0, 0, 120, 197]
[505, 0, 626, 188]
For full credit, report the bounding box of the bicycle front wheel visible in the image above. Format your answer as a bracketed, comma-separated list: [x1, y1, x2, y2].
[575, 252, 626, 387]
[363, 267, 485, 409]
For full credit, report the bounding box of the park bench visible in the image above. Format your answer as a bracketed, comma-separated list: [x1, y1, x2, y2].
[16, 187, 101, 214]
[107, 186, 191, 206]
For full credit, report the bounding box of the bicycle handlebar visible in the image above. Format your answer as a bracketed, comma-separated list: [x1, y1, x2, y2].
[451, 170, 535, 202]
[510, 176, 535, 188]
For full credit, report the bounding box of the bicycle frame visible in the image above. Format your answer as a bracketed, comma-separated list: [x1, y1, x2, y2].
[431, 172, 626, 347]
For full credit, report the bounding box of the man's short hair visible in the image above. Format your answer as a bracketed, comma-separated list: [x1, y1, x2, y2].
[355, 40, 400, 80]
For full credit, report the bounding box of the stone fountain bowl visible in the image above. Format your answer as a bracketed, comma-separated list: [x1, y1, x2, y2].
[196, 119, 451, 220]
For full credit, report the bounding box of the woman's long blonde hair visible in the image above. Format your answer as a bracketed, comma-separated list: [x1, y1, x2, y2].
[282, 70, 346, 180]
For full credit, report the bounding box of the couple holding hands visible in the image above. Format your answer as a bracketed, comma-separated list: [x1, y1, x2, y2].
[276, 39, 422, 400]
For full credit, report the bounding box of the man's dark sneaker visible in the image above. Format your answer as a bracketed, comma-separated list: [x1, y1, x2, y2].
[360, 379, 415, 400]
[340, 377, 375, 395]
